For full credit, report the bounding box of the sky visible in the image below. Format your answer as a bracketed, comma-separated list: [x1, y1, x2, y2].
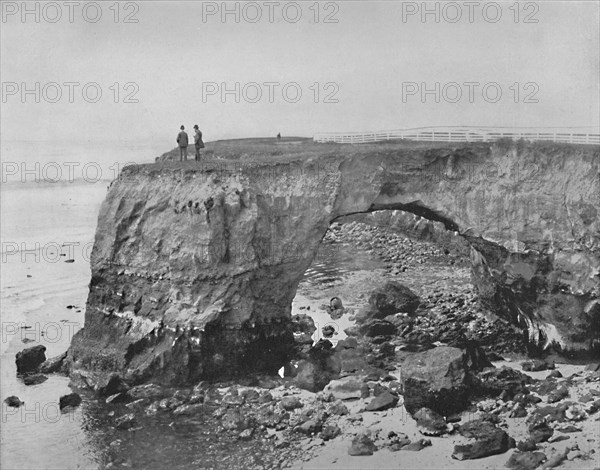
[1, 0, 599, 147]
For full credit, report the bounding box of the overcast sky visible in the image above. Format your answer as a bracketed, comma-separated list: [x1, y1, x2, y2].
[1, 1, 598, 145]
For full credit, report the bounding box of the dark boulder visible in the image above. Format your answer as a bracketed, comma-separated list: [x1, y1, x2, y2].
[402, 346, 475, 415]
[97, 374, 129, 397]
[528, 419, 553, 443]
[4, 396, 24, 407]
[15, 345, 46, 373]
[359, 320, 397, 338]
[367, 282, 421, 318]
[453, 420, 514, 460]
[59, 392, 82, 410]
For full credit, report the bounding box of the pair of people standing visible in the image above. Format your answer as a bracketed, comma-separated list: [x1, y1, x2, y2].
[176, 125, 204, 161]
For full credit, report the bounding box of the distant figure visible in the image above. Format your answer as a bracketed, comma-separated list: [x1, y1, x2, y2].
[177, 125, 189, 161]
[277, 132, 281, 141]
[194, 125, 204, 161]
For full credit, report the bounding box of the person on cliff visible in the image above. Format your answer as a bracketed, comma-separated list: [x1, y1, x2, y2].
[193, 125, 204, 161]
[176, 125, 189, 161]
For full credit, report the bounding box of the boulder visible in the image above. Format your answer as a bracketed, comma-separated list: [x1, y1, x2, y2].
[413, 407, 448, 436]
[402, 439, 432, 451]
[366, 282, 420, 318]
[22, 374, 48, 386]
[505, 451, 547, 470]
[528, 419, 553, 443]
[453, 425, 513, 460]
[59, 392, 82, 410]
[280, 396, 303, 410]
[15, 345, 46, 373]
[324, 377, 364, 400]
[348, 433, 377, 456]
[39, 352, 68, 374]
[4, 396, 24, 407]
[97, 374, 129, 397]
[402, 346, 473, 415]
[358, 320, 397, 338]
[114, 413, 136, 430]
[320, 424, 341, 441]
[364, 391, 398, 412]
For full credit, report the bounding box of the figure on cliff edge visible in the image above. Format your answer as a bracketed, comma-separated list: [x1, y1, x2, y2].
[194, 125, 204, 161]
[177, 125, 189, 161]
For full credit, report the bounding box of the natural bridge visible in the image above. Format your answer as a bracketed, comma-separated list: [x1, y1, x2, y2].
[67, 138, 599, 387]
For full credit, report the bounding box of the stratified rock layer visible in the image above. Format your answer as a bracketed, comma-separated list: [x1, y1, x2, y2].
[68, 139, 599, 386]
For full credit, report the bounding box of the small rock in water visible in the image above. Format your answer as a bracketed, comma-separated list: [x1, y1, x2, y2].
[4, 396, 24, 407]
[59, 393, 82, 410]
[348, 433, 377, 456]
[15, 345, 47, 373]
[22, 374, 48, 386]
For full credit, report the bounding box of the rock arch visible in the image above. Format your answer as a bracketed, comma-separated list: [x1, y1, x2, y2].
[68, 140, 599, 386]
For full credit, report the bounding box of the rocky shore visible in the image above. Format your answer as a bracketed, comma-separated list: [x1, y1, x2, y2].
[9, 215, 600, 469]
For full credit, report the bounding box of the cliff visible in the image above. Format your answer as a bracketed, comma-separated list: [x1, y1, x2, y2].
[68, 139, 599, 386]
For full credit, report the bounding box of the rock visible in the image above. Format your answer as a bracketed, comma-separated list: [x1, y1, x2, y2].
[297, 419, 322, 435]
[505, 451, 547, 469]
[565, 404, 586, 421]
[516, 439, 538, 452]
[365, 282, 421, 318]
[547, 386, 569, 403]
[453, 426, 513, 460]
[22, 374, 48, 386]
[66, 142, 600, 388]
[240, 389, 260, 403]
[325, 377, 364, 400]
[280, 396, 303, 411]
[327, 401, 349, 416]
[413, 407, 448, 436]
[476, 366, 535, 400]
[402, 439, 432, 451]
[221, 410, 248, 431]
[322, 325, 335, 338]
[4, 396, 24, 407]
[173, 403, 204, 416]
[541, 449, 568, 469]
[294, 359, 338, 393]
[15, 345, 46, 373]
[114, 413, 136, 430]
[238, 428, 253, 441]
[348, 433, 377, 456]
[97, 374, 129, 397]
[59, 392, 82, 410]
[528, 419, 553, 443]
[521, 359, 549, 372]
[365, 391, 398, 411]
[320, 425, 341, 441]
[509, 405, 528, 418]
[128, 383, 168, 400]
[547, 435, 569, 443]
[358, 319, 397, 338]
[106, 392, 130, 404]
[546, 370, 562, 379]
[402, 346, 473, 415]
[39, 352, 67, 374]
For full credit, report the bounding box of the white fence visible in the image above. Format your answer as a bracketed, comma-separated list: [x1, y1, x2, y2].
[313, 126, 600, 145]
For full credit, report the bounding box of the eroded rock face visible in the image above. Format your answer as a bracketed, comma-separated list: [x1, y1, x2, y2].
[68, 140, 599, 386]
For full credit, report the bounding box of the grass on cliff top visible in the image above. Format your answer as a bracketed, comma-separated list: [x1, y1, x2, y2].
[145, 136, 596, 172]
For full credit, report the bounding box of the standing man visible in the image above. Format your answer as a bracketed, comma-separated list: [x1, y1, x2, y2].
[194, 125, 204, 161]
[177, 125, 189, 161]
